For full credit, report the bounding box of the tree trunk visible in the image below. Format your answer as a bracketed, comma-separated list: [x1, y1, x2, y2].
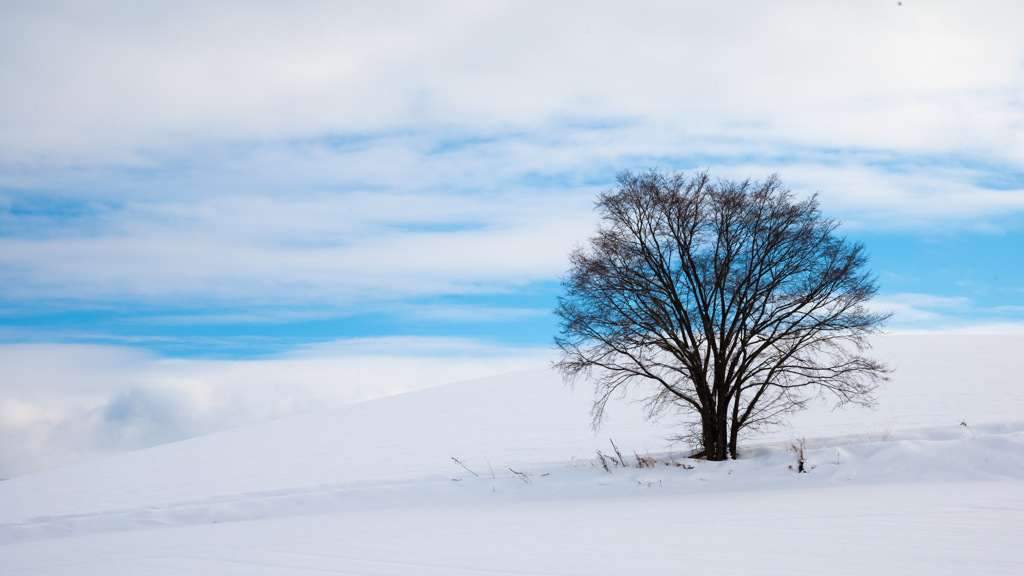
[701, 411, 730, 461]
[714, 410, 729, 461]
[701, 410, 717, 459]
[729, 391, 740, 459]
[712, 371, 729, 461]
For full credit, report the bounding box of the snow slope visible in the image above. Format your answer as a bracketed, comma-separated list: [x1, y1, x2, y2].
[1, 335, 1023, 574]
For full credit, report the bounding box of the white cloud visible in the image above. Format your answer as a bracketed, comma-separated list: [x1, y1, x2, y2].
[0, 186, 593, 303]
[0, 339, 552, 478]
[2, 2, 1024, 306]
[872, 292, 1024, 332]
[1, 136, 1019, 306]
[3, 1, 1024, 167]
[885, 322, 1024, 336]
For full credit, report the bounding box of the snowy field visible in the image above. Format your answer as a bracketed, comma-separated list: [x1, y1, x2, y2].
[1, 335, 1023, 575]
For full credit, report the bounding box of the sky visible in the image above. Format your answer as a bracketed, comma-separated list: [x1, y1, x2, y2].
[2, 0, 1024, 477]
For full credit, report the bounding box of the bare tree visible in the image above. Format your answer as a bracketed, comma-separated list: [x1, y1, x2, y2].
[555, 170, 891, 461]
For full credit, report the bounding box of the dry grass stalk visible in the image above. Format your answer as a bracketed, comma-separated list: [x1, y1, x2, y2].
[610, 439, 627, 467]
[788, 438, 807, 473]
[960, 419, 976, 438]
[452, 457, 479, 477]
[634, 450, 658, 468]
[508, 468, 532, 484]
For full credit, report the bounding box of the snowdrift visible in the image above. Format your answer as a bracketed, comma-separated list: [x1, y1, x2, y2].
[2, 335, 1023, 575]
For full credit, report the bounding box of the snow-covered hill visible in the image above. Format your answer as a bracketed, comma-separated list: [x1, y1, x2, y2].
[2, 335, 1023, 574]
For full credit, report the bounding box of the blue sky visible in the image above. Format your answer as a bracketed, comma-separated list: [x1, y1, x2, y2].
[1, 0, 1023, 476]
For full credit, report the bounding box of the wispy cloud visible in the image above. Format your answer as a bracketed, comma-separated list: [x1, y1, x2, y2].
[874, 292, 1024, 332]
[4, 0, 1024, 325]
[4, 2, 1024, 164]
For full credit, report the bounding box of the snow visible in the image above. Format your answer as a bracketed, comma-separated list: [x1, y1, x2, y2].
[1, 335, 1023, 574]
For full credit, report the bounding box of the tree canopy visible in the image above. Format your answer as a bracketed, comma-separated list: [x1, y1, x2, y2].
[555, 170, 891, 460]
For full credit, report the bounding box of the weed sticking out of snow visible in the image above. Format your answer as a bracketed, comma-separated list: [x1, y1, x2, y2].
[451, 457, 479, 477]
[609, 439, 627, 466]
[830, 450, 844, 466]
[850, 410, 898, 443]
[593, 443, 699, 473]
[789, 438, 808, 473]
[565, 456, 588, 468]
[634, 449, 658, 468]
[508, 468, 532, 484]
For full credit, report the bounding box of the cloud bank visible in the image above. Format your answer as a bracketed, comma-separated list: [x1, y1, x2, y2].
[2, 1, 1023, 315]
[0, 339, 550, 478]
